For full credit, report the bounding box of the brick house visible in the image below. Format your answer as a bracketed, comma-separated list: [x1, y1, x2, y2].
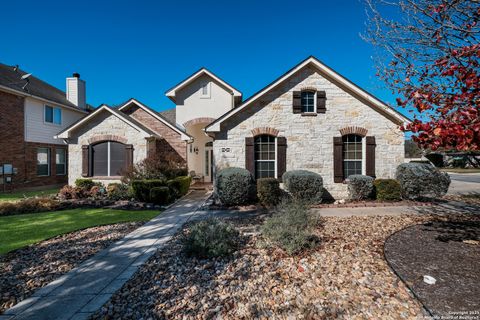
[59, 56, 410, 199]
[0, 63, 89, 190]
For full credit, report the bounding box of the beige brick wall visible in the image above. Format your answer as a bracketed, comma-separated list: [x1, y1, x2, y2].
[212, 66, 405, 199]
[67, 111, 149, 185]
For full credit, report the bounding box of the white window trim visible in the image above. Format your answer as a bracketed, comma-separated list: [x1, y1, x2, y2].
[44, 104, 62, 126]
[200, 82, 211, 99]
[301, 91, 316, 114]
[37, 148, 50, 177]
[362, 137, 366, 175]
[254, 136, 277, 179]
[107, 141, 111, 176]
[56, 149, 67, 176]
[343, 136, 366, 178]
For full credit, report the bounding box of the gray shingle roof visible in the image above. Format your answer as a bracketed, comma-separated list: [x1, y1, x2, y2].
[158, 108, 176, 126]
[0, 63, 87, 111]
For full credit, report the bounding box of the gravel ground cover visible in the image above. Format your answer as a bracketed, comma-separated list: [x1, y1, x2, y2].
[385, 216, 480, 318]
[0, 222, 143, 313]
[92, 214, 443, 319]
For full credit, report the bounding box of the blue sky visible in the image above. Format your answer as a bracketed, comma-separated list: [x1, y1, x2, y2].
[0, 0, 409, 118]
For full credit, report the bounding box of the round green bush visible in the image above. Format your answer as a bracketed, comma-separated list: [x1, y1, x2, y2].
[74, 178, 96, 191]
[347, 175, 374, 200]
[183, 218, 239, 258]
[257, 178, 282, 206]
[215, 167, 256, 206]
[150, 186, 171, 205]
[396, 163, 451, 200]
[373, 179, 401, 201]
[282, 170, 323, 203]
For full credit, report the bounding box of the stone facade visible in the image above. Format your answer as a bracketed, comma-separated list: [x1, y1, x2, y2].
[67, 111, 150, 185]
[212, 66, 405, 199]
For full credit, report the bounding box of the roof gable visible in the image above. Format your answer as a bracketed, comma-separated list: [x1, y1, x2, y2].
[117, 98, 191, 140]
[55, 104, 158, 139]
[205, 56, 411, 132]
[165, 68, 242, 102]
[0, 63, 88, 113]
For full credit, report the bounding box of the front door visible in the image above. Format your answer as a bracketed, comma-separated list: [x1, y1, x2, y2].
[204, 146, 213, 183]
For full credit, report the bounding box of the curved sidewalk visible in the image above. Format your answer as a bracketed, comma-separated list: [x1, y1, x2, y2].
[2, 190, 208, 320]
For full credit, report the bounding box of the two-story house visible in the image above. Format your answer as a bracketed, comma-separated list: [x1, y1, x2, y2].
[0, 63, 89, 189]
[59, 56, 409, 199]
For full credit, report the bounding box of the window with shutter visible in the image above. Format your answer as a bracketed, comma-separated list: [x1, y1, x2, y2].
[317, 91, 326, 113]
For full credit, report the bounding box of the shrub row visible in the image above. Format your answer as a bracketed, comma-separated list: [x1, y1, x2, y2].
[0, 198, 67, 217]
[131, 175, 192, 205]
[217, 165, 449, 205]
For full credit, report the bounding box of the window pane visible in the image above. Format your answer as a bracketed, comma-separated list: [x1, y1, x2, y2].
[45, 106, 53, 123]
[37, 148, 50, 176]
[343, 134, 363, 178]
[53, 108, 62, 125]
[93, 142, 108, 176]
[110, 142, 126, 176]
[202, 83, 209, 95]
[56, 149, 66, 175]
[301, 91, 315, 113]
[254, 135, 276, 179]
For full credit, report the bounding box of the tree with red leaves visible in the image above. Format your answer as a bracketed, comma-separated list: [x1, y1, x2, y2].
[364, 0, 480, 151]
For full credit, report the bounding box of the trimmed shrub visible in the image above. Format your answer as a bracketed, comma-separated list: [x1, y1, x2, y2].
[396, 163, 451, 200]
[257, 178, 282, 207]
[282, 170, 323, 203]
[215, 167, 256, 206]
[0, 198, 66, 216]
[75, 179, 96, 191]
[373, 179, 402, 201]
[261, 199, 318, 255]
[167, 176, 192, 199]
[183, 218, 239, 258]
[106, 183, 131, 201]
[150, 186, 171, 205]
[347, 175, 374, 200]
[131, 179, 167, 202]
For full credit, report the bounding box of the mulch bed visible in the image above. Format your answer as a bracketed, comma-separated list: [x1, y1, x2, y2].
[0, 222, 143, 314]
[312, 200, 434, 208]
[92, 214, 442, 319]
[384, 216, 480, 318]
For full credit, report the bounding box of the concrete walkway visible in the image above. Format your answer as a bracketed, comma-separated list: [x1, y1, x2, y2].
[2, 190, 208, 320]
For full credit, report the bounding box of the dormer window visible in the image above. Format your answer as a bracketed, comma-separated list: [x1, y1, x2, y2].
[200, 82, 210, 98]
[301, 91, 315, 113]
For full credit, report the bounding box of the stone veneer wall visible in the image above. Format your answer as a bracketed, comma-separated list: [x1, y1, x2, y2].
[67, 112, 149, 185]
[212, 66, 405, 199]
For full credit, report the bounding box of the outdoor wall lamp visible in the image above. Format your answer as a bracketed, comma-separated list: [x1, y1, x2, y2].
[194, 147, 199, 154]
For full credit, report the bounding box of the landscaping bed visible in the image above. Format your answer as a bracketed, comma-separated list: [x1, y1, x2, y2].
[0, 222, 143, 313]
[92, 214, 436, 319]
[384, 216, 480, 318]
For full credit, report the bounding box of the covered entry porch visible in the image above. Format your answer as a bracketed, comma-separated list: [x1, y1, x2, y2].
[184, 118, 215, 183]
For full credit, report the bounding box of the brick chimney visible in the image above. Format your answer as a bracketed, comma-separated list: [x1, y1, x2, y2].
[66, 72, 86, 109]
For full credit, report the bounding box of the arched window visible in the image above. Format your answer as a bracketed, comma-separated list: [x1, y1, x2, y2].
[91, 141, 126, 177]
[301, 91, 315, 113]
[343, 134, 363, 178]
[254, 135, 276, 179]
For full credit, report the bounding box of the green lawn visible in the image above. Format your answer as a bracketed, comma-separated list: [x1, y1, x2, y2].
[0, 188, 60, 202]
[0, 208, 159, 255]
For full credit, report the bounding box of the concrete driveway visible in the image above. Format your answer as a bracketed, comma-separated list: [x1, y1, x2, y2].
[448, 173, 480, 195]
